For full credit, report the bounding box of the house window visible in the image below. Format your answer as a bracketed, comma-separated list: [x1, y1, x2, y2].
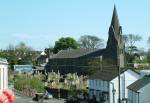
[90, 80, 92, 86]
[99, 81, 101, 87]
[90, 90, 94, 99]
[96, 80, 97, 87]
[102, 81, 105, 87]
[96, 91, 99, 98]
[92, 80, 95, 86]
[90, 80, 93, 87]
[91, 80, 93, 86]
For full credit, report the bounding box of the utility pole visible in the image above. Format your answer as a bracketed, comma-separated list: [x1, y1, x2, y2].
[118, 65, 121, 103]
[118, 54, 121, 103]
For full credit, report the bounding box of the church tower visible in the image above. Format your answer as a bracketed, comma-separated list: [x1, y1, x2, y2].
[106, 6, 125, 68]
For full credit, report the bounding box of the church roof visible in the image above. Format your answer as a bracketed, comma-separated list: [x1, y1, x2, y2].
[51, 49, 98, 59]
[127, 76, 150, 92]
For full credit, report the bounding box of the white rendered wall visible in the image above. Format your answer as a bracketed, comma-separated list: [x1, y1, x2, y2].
[139, 83, 150, 103]
[88, 70, 140, 103]
[128, 83, 150, 103]
[124, 70, 140, 98]
[110, 70, 140, 103]
[0, 60, 8, 92]
[128, 89, 138, 103]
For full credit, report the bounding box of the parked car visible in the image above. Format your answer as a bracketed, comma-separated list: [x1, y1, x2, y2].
[43, 91, 53, 99]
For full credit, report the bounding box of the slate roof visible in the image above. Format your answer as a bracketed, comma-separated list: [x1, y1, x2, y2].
[127, 76, 150, 92]
[51, 49, 104, 59]
[89, 67, 128, 81]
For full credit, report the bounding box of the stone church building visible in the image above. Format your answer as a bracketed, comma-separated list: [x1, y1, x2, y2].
[45, 6, 125, 75]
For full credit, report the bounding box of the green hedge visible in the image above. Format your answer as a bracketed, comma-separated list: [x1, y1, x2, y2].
[14, 77, 45, 93]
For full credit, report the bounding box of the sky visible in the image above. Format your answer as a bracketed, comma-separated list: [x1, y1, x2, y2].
[0, 0, 149, 51]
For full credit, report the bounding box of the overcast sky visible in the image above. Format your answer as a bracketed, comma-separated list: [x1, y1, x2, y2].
[0, 0, 149, 51]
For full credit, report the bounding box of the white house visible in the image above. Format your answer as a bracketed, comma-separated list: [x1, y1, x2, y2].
[0, 58, 8, 92]
[37, 51, 49, 66]
[127, 76, 150, 103]
[88, 69, 140, 103]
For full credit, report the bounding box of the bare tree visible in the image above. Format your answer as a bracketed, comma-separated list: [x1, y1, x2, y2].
[123, 34, 142, 54]
[15, 42, 39, 65]
[78, 35, 104, 49]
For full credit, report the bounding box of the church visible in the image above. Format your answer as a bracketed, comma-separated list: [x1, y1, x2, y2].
[45, 6, 125, 75]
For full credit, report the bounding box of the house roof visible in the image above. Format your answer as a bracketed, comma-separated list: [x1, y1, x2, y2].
[89, 67, 128, 81]
[51, 49, 104, 59]
[0, 58, 8, 64]
[41, 51, 46, 55]
[127, 76, 150, 92]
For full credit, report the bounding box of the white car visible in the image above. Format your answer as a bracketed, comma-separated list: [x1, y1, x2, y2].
[43, 91, 53, 99]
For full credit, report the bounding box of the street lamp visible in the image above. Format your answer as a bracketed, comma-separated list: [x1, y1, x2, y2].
[110, 82, 116, 103]
[118, 65, 121, 103]
[112, 88, 116, 103]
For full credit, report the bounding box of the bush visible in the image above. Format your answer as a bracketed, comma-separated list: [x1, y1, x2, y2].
[14, 77, 45, 93]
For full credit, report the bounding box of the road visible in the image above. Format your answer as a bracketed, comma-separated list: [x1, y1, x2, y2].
[13, 88, 65, 103]
[15, 96, 65, 103]
[9, 82, 65, 103]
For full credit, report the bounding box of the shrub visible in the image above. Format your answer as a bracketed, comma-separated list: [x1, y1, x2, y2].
[14, 77, 45, 93]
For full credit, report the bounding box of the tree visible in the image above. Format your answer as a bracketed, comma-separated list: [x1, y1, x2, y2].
[148, 37, 150, 51]
[15, 42, 39, 65]
[78, 35, 104, 49]
[6, 44, 18, 69]
[123, 34, 142, 55]
[0, 42, 39, 69]
[53, 37, 78, 53]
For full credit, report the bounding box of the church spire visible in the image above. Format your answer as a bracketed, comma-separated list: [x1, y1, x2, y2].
[110, 5, 120, 35]
[107, 5, 122, 49]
